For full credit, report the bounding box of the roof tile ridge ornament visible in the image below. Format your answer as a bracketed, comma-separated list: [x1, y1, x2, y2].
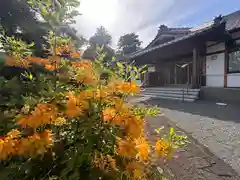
[159, 24, 169, 32]
[213, 15, 225, 26]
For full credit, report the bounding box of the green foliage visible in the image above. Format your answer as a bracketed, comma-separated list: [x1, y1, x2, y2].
[115, 61, 147, 81]
[118, 33, 142, 55]
[0, 1, 188, 180]
[89, 26, 112, 46]
[27, 0, 80, 27]
[0, 30, 34, 58]
[155, 127, 189, 149]
[134, 106, 161, 118]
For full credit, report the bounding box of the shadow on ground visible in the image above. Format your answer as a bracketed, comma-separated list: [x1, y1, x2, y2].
[146, 99, 240, 123]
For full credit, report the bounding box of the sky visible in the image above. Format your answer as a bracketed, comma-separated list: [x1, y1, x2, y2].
[74, 0, 240, 48]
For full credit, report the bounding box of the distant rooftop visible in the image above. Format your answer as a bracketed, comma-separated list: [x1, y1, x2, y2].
[223, 10, 240, 31]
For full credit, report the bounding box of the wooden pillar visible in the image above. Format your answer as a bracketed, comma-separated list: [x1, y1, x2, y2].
[192, 48, 197, 87]
[174, 63, 177, 84]
[144, 71, 149, 87]
[224, 45, 228, 88]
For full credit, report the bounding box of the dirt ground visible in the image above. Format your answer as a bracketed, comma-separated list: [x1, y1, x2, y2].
[145, 113, 240, 180]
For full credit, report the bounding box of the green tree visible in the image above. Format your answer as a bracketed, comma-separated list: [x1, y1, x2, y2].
[89, 26, 112, 46]
[118, 33, 142, 55]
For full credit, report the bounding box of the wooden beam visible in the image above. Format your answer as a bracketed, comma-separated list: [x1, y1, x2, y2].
[192, 48, 197, 87]
[224, 45, 228, 88]
[174, 63, 177, 84]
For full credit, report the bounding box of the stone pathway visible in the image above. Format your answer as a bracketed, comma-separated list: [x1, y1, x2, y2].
[146, 115, 240, 180]
[145, 99, 240, 176]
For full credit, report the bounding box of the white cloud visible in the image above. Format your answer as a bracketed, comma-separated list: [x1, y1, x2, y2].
[74, 0, 203, 48]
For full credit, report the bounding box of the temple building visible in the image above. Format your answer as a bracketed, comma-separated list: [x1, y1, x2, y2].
[129, 10, 240, 102]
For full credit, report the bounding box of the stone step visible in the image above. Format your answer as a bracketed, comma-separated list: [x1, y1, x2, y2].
[141, 94, 195, 102]
[142, 92, 198, 99]
[145, 87, 200, 92]
[140, 87, 200, 102]
[143, 90, 199, 95]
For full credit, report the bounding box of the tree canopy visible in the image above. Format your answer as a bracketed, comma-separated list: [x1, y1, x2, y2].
[118, 33, 142, 55]
[89, 26, 112, 46]
[0, 0, 83, 55]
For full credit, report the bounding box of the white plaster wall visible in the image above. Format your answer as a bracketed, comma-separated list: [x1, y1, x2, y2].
[206, 53, 225, 87]
[206, 43, 225, 53]
[227, 73, 240, 87]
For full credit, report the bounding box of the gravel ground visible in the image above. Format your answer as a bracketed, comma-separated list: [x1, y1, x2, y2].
[145, 99, 240, 176]
[145, 115, 240, 180]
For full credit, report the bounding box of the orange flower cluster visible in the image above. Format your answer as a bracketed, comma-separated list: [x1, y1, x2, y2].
[18, 104, 64, 128]
[103, 102, 151, 162]
[108, 80, 140, 95]
[70, 60, 99, 86]
[76, 68, 99, 85]
[103, 105, 143, 138]
[17, 130, 53, 157]
[56, 44, 81, 58]
[28, 56, 60, 70]
[65, 91, 89, 118]
[135, 137, 150, 161]
[155, 139, 173, 158]
[71, 60, 92, 69]
[116, 138, 137, 159]
[5, 55, 60, 70]
[0, 129, 20, 160]
[116, 136, 150, 162]
[126, 162, 146, 180]
[0, 129, 53, 160]
[5, 56, 30, 68]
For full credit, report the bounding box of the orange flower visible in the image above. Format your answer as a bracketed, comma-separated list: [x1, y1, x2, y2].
[135, 137, 149, 161]
[76, 69, 99, 86]
[155, 139, 173, 158]
[56, 44, 73, 55]
[129, 81, 140, 94]
[44, 64, 56, 71]
[65, 91, 88, 118]
[18, 104, 58, 128]
[0, 138, 19, 160]
[5, 56, 30, 68]
[125, 116, 143, 139]
[115, 81, 140, 94]
[56, 44, 81, 58]
[126, 162, 145, 180]
[7, 129, 21, 139]
[103, 108, 117, 122]
[116, 138, 137, 158]
[71, 60, 92, 69]
[71, 51, 82, 58]
[17, 130, 53, 157]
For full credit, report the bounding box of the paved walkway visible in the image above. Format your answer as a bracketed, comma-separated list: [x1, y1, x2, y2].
[146, 99, 240, 175]
[146, 115, 239, 180]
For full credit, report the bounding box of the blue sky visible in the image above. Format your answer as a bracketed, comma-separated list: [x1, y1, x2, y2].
[75, 0, 240, 48]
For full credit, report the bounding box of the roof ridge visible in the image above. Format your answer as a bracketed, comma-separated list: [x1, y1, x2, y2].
[223, 10, 240, 18]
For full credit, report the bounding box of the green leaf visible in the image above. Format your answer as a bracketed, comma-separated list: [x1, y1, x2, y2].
[133, 66, 138, 72]
[141, 70, 147, 74]
[116, 62, 123, 69]
[155, 126, 164, 134]
[170, 127, 175, 136]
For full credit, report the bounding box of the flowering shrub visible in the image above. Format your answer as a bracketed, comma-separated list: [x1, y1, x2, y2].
[0, 43, 187, 179]
[0, 1, 188, 179]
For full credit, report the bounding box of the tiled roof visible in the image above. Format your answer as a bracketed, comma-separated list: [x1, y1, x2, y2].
[146, 26, 190, 48]
[129, 10, 240, 59]
[223, 10, 240, 31]
[129, 22, 217, 59]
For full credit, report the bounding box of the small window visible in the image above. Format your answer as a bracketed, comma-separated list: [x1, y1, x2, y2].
[228, 50, 240, 73]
